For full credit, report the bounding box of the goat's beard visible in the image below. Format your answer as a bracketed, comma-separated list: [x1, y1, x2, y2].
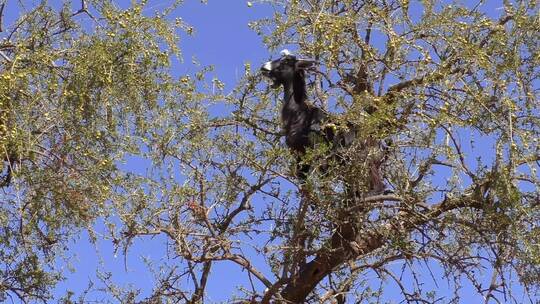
[261, 73, 281, 89]
[270, 80, 280, 89]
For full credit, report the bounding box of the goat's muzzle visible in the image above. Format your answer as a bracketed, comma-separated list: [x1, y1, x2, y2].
[260, 66, 280, 88]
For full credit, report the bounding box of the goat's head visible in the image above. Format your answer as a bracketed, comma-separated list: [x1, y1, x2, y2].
[260, 50, 317, 88]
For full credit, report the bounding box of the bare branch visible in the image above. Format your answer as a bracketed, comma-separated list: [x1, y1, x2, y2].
[0, 50, 11, 62]
[0, 1, 5, 32]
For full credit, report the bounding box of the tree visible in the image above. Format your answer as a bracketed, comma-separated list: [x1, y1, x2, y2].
[1, 0, 539, 303]
[0, 0, 187, 301]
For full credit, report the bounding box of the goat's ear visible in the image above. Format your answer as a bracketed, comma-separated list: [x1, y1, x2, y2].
[295, 59, 317, 70]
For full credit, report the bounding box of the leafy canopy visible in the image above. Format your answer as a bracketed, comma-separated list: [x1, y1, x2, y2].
[0, 0, 539, 303]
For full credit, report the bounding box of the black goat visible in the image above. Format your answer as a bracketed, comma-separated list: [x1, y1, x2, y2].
[260, 51, 326, 153]
[260, 50, 385, 193]
[261, 51, 328, 177]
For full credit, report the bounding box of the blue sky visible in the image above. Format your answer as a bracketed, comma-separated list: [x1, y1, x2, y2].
[51, 1, 278, 301]
[0, 1, 277, 301]
[2, 0, 535, 302]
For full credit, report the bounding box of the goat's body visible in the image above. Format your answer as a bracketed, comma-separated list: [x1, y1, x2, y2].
[277, 70, 324, 154]
[282, 97, 354, 156]
[282, 101, 326, 153]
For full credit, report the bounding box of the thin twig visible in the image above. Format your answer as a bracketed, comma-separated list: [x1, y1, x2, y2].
[0, 50, 11, 62]
[0, 1, 5, 32]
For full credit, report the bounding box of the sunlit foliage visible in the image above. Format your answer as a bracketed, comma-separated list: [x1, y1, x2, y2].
[0, 0, 538, 303]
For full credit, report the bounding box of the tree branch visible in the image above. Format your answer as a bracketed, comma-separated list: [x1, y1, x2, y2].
[0, 1, 5, 32]
[384, 14, 514, 99]
[277, 182, 487, 303]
